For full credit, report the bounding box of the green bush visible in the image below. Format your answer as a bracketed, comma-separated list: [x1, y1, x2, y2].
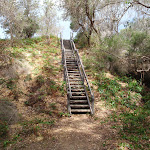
[74, 32, 89, 48]
[129, 31, 150, 55]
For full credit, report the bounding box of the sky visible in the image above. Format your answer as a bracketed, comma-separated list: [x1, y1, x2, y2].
[0, 27, 5, 39]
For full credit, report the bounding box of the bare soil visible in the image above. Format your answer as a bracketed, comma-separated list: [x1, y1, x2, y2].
[0, 39, 125, 150]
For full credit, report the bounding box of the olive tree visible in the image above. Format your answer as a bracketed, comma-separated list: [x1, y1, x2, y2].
[0, 0, 39, 44]
[62, 0, 150, 46]
[38, 0, 58, 44]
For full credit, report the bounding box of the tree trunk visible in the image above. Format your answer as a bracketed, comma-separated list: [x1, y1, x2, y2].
[87, 29, 92, 47]
[10, 22, 14, 47]
[87, 36, 91, 47]
[47, 35, 50, 45]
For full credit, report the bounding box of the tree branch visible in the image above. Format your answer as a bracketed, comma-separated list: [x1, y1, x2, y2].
[134, 1, 150, 8]
[117, 3, 132, 25]
[96, 1, 124, 11]
[85, 0, 98, 34]
[137, 9, 150, 16]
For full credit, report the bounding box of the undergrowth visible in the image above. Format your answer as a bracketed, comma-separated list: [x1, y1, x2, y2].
[0, 35, 65, 149]
[92, 73, 150, 149]
[82, 46, 149, 149]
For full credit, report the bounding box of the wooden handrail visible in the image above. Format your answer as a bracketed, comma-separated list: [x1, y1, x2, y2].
[61, 38, 72, 98]
[70, 38, 94, 114]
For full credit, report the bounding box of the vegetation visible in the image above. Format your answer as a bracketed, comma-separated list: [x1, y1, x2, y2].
[0, 36, 69, 149]
[72, 5, 150, 148]
[0, 0, 58, 44]
[0, 0, 150, 149]
[80, 30, 150, 149]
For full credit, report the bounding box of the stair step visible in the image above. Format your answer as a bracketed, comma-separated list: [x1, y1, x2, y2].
[66, 62, 77, 63]
[71, 92, 86, 96]
[70, 81, 83, 84]
[71, 109, 91, 113]
[67, 64, 78, 66]
[68, 71, 79, 72]
[70, 96, 87, 100]
[70, 100, 88, 104]
[69, 78, 81, 80]
[65, 50, 72, 51]
[68, 75, 80, 77]
[69, 79, 82, 81]
[71, 85, 84, 87]
[67, 66, 78, 68]
[66, 61, 76, 63]
[68, 73, 80, 75]
[69, 76, 81, 78]
[67, 64, 77, 66]
[68, 74, 80, 76]
[70, 105, 89, 109]
[70, 83, 83, 85]
[67, 69, 78, 71]
[66, 62, 77, 64]
[67, 67, 78, 68]
[69, 80, 82, 82]
[66, 58, 75, 59]
[66, 60, 76, 62]
[71, 89, 85, 92]
[67, 63, 77, 65]
[68, 69, 78, 70]
[68, 72, 80, 74]
[67, 68, 78, 71]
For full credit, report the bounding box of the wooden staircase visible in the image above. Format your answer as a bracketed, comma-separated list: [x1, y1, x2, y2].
[61, 38, 94, 115]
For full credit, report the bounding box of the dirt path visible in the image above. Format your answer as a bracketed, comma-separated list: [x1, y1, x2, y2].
[18, 98, 119, 150]
[0, 39, 122, 150]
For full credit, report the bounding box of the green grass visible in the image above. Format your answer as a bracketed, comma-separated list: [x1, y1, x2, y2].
[93, 74, 140, 109]
[0, 35, 62, 148]
[94, 73, 149, 149]
[58, 112, 71, 117]
[49, 103, 56, 110]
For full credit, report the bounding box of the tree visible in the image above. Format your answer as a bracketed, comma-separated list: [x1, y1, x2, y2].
[63, 0, 150, 46]
[0, 0, 39, 43]
[20, 0, 39, 38]
[63, 0, 99, 46]
[38, 0, 58, 44]
[0, 0, 23, 45]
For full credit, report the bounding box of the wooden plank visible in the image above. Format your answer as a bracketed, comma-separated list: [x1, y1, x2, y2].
[70, 105, 89, 108]
[70, 100, 88, 104]
[71, 109, 90, 113]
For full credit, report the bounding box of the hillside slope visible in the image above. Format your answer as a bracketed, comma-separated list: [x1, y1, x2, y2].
[0, 37, 149, 150]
